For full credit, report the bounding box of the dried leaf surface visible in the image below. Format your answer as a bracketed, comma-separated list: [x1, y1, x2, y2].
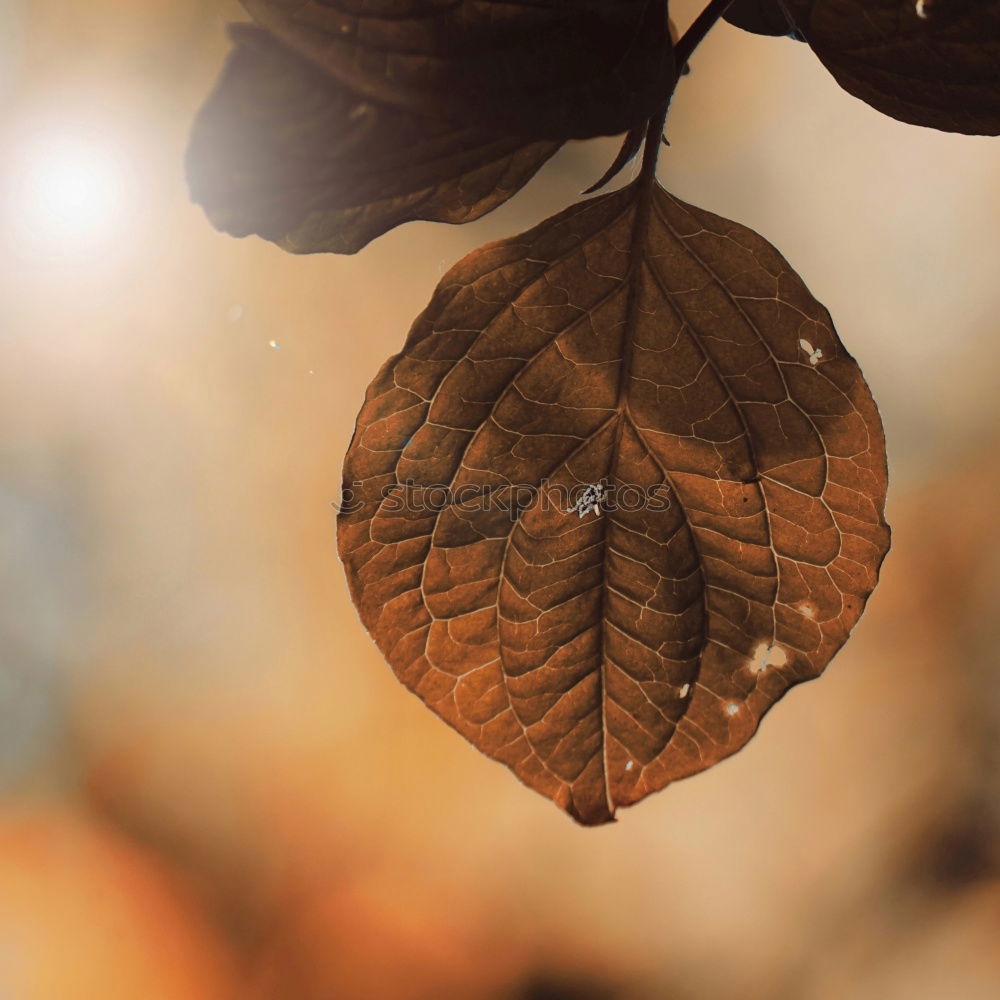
[240, 0, 674, 138]
[187, 26, 560, 254]
[786, 0, 1000, 134]
[339, 179, 890, 824]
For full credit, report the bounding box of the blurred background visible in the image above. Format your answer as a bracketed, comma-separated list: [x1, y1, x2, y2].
[1, 1, 999, 997]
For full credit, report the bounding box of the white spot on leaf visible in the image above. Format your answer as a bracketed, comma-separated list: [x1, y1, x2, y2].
[749, 642, 788, 674]
[679, 683, 690, 699]
[570, 482, 606, 519]
[625, 759, 634, 772]
[797, 601, 817, 620]
[726, 703, 740, 716]
[799, 339, 823, 366]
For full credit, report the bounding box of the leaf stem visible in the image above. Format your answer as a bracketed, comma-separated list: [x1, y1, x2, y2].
[675, 0, 737, 70]
[585, 1, 735, 194]
[639, 0, 737, 180]
[638, 104, 669, 188]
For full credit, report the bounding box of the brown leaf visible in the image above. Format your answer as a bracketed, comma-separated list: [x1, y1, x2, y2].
[239, 0, 675, 139]
[186, 26, 560, 254]
[338, 175, 890, 824]
[784, 0, 1000, 134]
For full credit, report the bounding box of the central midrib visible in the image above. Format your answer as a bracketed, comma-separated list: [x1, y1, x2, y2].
[594, 130, 663, 814]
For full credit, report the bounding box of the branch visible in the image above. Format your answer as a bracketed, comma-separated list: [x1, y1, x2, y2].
[675, 0, 737, 71]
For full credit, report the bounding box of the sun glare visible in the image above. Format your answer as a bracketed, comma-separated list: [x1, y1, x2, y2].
[2, 126, 137, 259]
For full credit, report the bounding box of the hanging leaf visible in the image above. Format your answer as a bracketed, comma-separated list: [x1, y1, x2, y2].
[239, 0, 675, 139]
[187, 26, 560, 254]
[785, 0, 1000, 134]
[723, 0, 800, 38]
[338, 171, 890, 824]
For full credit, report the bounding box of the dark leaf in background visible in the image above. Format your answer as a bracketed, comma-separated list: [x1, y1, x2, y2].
[723, 0, 801, 38]
[338, 177, 890, 824]
[240, 0, 675, 139]
[187, 26, 560, 254]
[785, 0, 1000, 134]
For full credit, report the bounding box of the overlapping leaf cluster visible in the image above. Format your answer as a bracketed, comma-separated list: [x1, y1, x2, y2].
[189, 0, 672, 253]
[727, 0, 1000, 134]
[189, 0, 997, 823]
